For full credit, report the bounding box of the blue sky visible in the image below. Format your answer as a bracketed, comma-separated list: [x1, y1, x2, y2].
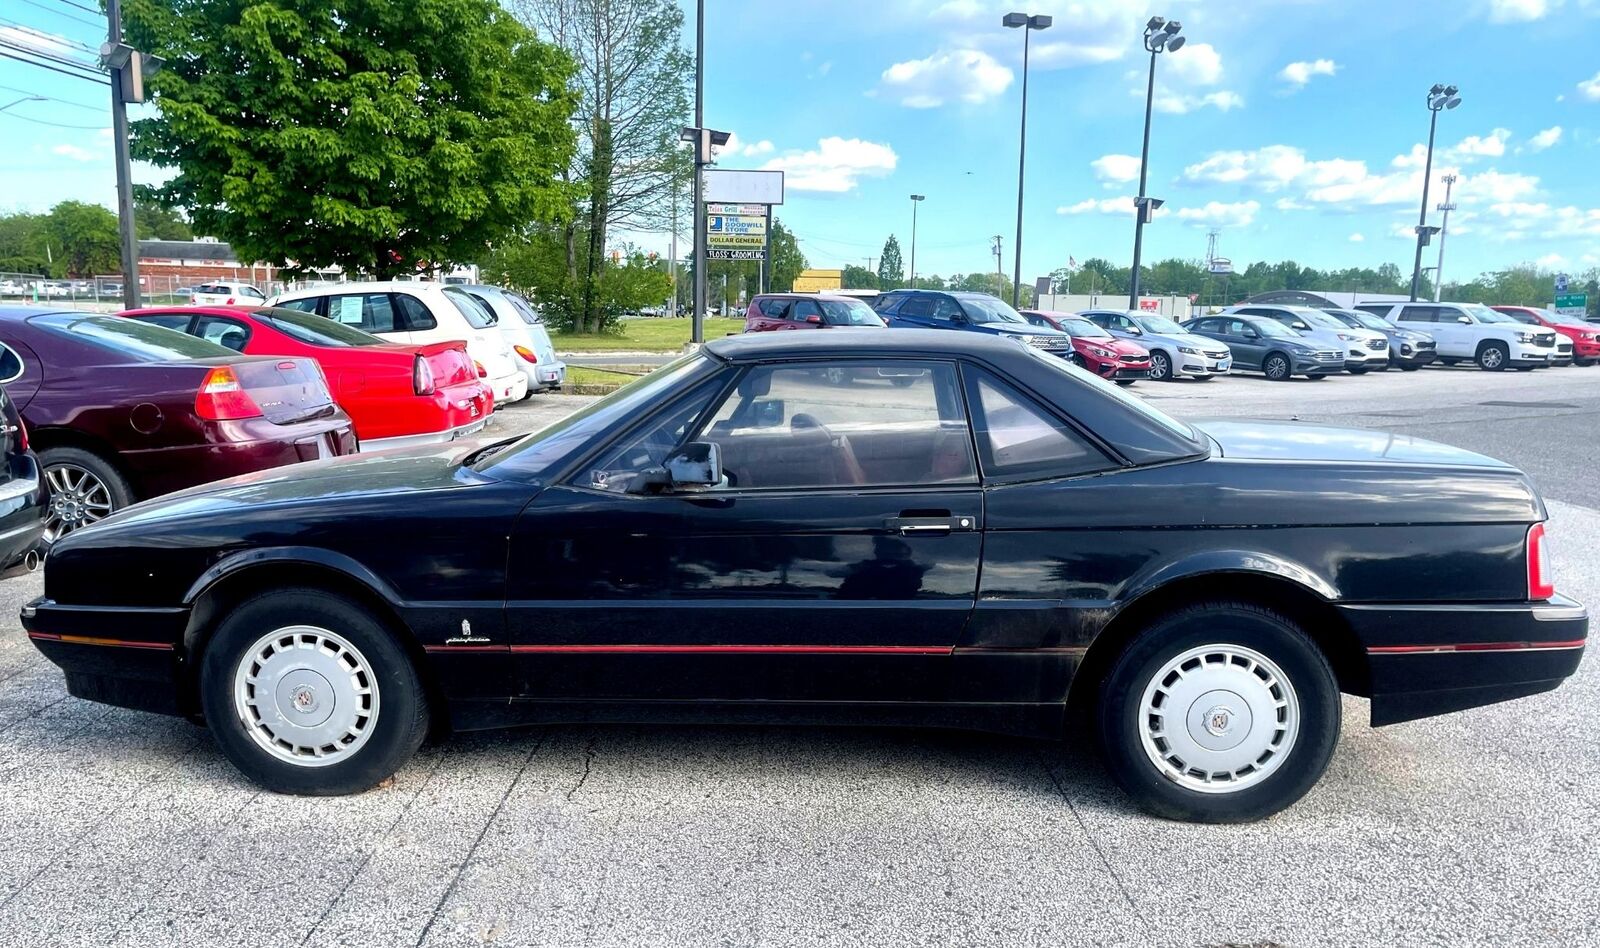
[5, 0, 1599, 286]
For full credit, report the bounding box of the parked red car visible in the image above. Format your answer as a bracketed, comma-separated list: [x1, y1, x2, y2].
[121, 306, 493, 448]
[0, 307, 358, 539]
[744, 294, 885, 332]
[1021, 310, 1151, 384]
[1492, 306, 1598, 366]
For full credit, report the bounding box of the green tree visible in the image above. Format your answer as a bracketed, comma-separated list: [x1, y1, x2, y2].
[767, 219, 807, 291]
[516, 0, 691, 332]
[0, 212, 49, 274]
[134, 196, 193, 240]
[43, 201, 120, 277]
[841, 264, 878, 290]
[877, 235, 904, 289]
[125, 0, 578, 280]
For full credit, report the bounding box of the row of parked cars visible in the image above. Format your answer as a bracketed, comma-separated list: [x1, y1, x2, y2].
[0, 282, 568, 570]
[741, 289, 1597, 382]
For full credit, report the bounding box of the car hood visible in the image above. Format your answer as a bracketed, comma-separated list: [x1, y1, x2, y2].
[1079, 336, 1145, 355]
[1193, 419, 1513, 468]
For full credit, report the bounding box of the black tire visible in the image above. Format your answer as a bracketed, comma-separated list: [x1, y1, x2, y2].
[199, 588, 429, 795]
[1306, 373, 1328, 381]
[1115, 379, 1136, 387]
[1476, 341, 1509, 371]
[1348, 366, 1369, 375]
[1400, 364, 1422, 371]
[38, 445, 135, 543]
[1095, 601, 1340, 823]
[1438, 358, 1459, 366]
[1194, 374, 1215, 382]
[1262, 352, 1292, 381]
[1148, 350, 1174, 381]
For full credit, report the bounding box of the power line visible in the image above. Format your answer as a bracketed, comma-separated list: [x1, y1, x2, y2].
[0, 81, 103, 111]
[1, 110, 106, 130]
[0, 47, 110, 85]
[14, 0, 104, 31]
[0, 17, 99, 53]
[0, 37, 103, 74]
[48, 0, 107, 17]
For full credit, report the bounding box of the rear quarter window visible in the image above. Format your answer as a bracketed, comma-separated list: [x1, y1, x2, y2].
[28, 313, 234, 362]
[443, 288, 496, 329]
[0, 343, 22, 383]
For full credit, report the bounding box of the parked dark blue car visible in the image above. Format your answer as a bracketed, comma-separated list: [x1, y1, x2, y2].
[872, 290, 1077, 361]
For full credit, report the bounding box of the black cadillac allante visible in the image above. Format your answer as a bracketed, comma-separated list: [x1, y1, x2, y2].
[22, 329, 1587, 822]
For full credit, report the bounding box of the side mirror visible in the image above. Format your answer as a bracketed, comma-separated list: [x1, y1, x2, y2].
[804, 314, 822, 325]
[1241, 328, 1259, 339]
[1457, 315, 1472, 324]
[1290, 321, 1309, 331]
[948, 312, 968, 324]
[665, 441, 722, 488]
[1126, 324, 1143, 335]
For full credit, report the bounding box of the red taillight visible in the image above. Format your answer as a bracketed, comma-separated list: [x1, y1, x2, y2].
[514, 345, 538, 364]
[473, 360, 487, 378]
[16, 417, 27, 453]
[413, 355, 436, 396]
[194, 365, 262, 420]
[1527, 522, 1555, 600]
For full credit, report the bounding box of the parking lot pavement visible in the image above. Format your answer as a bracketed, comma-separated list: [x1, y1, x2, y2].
[1, 365, 1597, 946]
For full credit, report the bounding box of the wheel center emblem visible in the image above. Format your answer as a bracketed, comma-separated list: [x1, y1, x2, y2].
[290, 685, 319, 713]
[1203, 705, 1234, 736]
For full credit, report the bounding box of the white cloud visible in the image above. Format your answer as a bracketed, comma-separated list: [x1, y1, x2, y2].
[1165, 43, 1224, 86]
[718, 134, 775, 160]
[1526, 126, 1562, 151]
[1175, 200, 1260, 228]
[51, 144, 94, 163]
[1031, 38, 1126, 68]
[1153, 89, 1244, 114]
[1278, 59, 1338, 89]
[1393, 128, 1511, 168]
[760, 137, 897, 192]
[1349, 233, 1365, 242]
[1489, 0, 1552, 22]
[1058, 196, 1132, 216]
[1484, 201, 1600, 239]
[879, 49, 1012, 108]
[1090, 154, 1141, 185]
[816, 61, 833, 77]
[1579, 71, 1600, 102]
[1536, 252, 1569, 268]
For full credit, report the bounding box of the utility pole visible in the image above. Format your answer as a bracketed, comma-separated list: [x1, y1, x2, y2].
[691, 0, 706, 341]
[991, 235, 1004, 298]
[668, 186, 678, 318]
[106, 0, 141, 311]
[1433, 174, 1457, 303]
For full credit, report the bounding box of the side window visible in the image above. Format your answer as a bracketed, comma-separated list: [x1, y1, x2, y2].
[1225, 319, 1250, 336]
[1111, 315, 1135, 331]
[1441, 307, 1471, 323]
[966, 370, 1111, 480]
[133, 313, 193, 333]
[1398, 306, 1437, 323]
[240, 286, 266, 300]
[791, 300, 822, 322]
[898, 296, 934, 317]
[1189, 318, 1215, 333]
[393, 294, 437, 331]
[933, 297, 966, 320]
[1503, 310, 1538, 325]
[580, 378, 727, 493]
[193, 315, 251, 351]
[275, 298, 321, 315]
[760, 298, 792, 319]
[0, 343, 21, 384]
[698, 361, 975, 490]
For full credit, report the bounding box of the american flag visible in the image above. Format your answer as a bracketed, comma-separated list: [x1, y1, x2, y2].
[1068, 256, 1078, 269]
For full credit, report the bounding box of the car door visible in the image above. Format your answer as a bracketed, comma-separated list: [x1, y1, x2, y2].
[505, 357, 984, 704]
[1397, 305, 1451, 354]
[789, 298, 824, 329]
[326, 292, 408, 343]
[892, 293, 938, 329]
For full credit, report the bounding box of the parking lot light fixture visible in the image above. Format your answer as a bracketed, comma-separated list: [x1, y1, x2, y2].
[1005, 12, 1052, 308]
[909, 194, 925, 288]
[1128, 15, 1184, 310]
[1409, 83, 1462, 302]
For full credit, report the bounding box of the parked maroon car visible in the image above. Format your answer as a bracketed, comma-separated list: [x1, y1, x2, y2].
[0, 307, 357, 540]
[744, 294, 886, 332]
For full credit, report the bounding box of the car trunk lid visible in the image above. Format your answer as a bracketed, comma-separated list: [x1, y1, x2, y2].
[1194, 419, 1514, 469]
[217, 356, 336, 424]
[416, 341, 477, 388]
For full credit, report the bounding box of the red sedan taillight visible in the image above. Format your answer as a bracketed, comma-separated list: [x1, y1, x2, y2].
[1527, 522, 1555, 600]
[194, 366, 263, 420]
[413, 355, 436, 396]
[473, 360, 487, 378]
[514, 345, 538, 364]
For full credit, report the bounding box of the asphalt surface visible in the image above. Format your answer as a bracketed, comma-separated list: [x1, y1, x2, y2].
[2, 363, 1597, 946]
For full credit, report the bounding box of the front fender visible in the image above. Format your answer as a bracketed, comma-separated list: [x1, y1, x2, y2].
[182, 546, 403, 606]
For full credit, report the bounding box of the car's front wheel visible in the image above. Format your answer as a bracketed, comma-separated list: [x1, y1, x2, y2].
[1477, 341, 1509, 371]
[1262, 352, 1293, 381]
[200, 588, 428, 795]
[1096, 601, 1340, 823]
[1148, 350, 1173, 381]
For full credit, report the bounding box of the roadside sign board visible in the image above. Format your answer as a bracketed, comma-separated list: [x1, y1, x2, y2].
[707, 203, 766, 217]
[704, 169, 785, 205]
[1554, 293, 1588, 317]
[707, 248, 766, 261]
[1555, 273, 1569, 293]
[707, 214, 766, 249]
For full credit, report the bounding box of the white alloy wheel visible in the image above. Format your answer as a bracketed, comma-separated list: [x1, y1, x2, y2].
[233, 625, 381, 768]
[1137, 643, 1300, 794]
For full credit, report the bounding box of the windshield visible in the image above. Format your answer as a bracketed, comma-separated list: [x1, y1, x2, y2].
[1059, 318, 1112, 339]
[1133, 314, 1185, 334]
[1466, 304, 1517, 324]
[819, 299, 884, 326]
[473, 353, 715, 477]
[1544, 309, 1593, 328]
[1251, 318, 1300, 339]
[1021, 345, 1200, 443]
[1342, 310, 1394, 332]
[958, 295, 1027, 325]
[30, 313, 233, 361]
[443, 287, 497, 329]
[505, 291, 544, 326]
[257, 307, 384, 347]
[1295, 309, 1347, 330]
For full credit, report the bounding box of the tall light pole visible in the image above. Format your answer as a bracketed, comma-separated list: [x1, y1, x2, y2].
[1003, 12, 1051, 308]
[1127, 16, 1184, 310]
[1409, 83, 1461, 302]
[908, 194, 925, 288]
[691, 0, 706, 342]
[1433, 173, 1457, 303]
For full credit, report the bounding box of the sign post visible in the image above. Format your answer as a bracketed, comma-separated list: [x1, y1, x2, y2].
[702, 172, 784, 302]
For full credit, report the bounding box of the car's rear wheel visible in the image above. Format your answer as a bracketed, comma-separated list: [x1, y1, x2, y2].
[1477, 341, 1509, 371]
[1263, 352, 1292, 381]
[1348, 366, 1369, 375]
[200, 588, 428, 795]
[1148, 350, 1173, 381]
[39, 446, 132, 543]
[1096, 601, 1339, 823]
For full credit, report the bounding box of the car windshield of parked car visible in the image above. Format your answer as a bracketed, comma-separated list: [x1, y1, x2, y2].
[29, 313, 234, 361]
[1544, 310, 1592, 328]
[958, 296, 1028, 325]
[256, 307, 384, 347]
[1343, 311, 1394, 332]
[1059, 318, 1112, 339]
[472, 352, 715, 479]
[1251, 318, 1300, 339]
[505, 292, 544, 326]
[1133, 314, 1186, 334]
[819, 300, 883, 326]
[1466, 305, 1517, 324]
[1295, 309, 1348, 330]
[1020, 345, 1200, 444]
[442, 287, 497, 329]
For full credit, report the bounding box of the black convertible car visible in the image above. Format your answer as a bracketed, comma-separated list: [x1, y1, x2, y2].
[22, 330, 1587, 822]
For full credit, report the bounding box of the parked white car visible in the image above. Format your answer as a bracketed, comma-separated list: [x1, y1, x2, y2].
[1357, 301, 1560, 371]
[1221, 304, 1389, 373]
[190, 281, 268, 306]
[1080, 309, 1232, 380]
[454, 285, 566, 393]
[269, 281, 528, 404]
